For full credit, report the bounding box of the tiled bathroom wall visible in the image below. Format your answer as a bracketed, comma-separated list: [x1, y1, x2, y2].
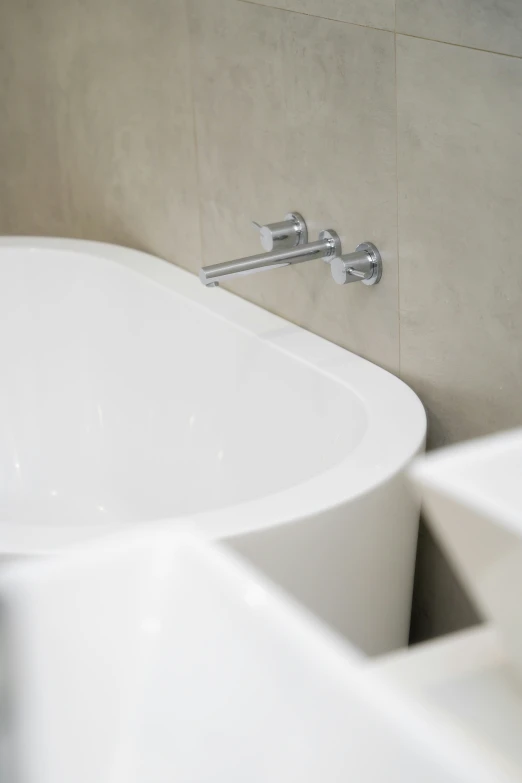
[2, 0, 522, 641]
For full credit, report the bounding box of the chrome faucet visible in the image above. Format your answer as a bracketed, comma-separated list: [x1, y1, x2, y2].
[199, 213, 382, 288]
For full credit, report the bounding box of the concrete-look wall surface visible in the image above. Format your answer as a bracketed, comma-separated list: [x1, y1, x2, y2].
[2, 0, 522, 642]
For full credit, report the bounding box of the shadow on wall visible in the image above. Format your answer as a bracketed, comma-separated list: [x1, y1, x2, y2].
[409, 518, 482, 645]
[407, 364, 522, 454]
[2, 155, 167, 261]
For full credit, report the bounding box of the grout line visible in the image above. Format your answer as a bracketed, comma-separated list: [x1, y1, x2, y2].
[392, 30, 522, 60]
[395, 8, 400, 379]
[394, 2, 400, 379]
[237, 0, 522, 61]
[235, 0, 394, 33]
[184, 0, 207, 269]
[394, 32, 402, 379]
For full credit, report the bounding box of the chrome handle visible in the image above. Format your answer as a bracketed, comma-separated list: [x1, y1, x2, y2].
[252, 212, 308, 252]
[325, 240, 382, 286]
[199, 213, 382, 288]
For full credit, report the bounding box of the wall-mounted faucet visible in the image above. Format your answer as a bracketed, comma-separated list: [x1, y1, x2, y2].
[199, 213, 382, 288]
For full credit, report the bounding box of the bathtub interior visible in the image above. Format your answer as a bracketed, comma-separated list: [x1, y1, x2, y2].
[0, 247, 368, 527]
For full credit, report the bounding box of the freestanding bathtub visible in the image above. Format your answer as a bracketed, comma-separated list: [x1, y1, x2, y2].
[0, 238, 426, 654]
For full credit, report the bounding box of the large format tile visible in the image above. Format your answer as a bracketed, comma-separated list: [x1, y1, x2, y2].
[189, 0, 399, 372]
[396, 0, 522, 58]
[397, 35, 522, 448]
[239, 0, 395, 31]
[0, 0, 200, 266]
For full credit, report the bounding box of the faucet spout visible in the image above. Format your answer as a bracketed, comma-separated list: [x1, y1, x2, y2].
[198, 213, 382, 288]
[199, 238, 336, 287]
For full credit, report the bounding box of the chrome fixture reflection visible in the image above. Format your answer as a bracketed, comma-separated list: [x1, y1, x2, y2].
[199, 213, 382, 288]
[252, 212, 308, 251]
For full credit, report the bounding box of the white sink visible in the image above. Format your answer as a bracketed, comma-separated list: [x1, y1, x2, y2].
[0, 529, 513, 783]
[374, 626, 522, 779]
[411, 428, 522, 680]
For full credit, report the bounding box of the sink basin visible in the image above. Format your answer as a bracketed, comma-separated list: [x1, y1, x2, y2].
[374, 625, 522, 779]
[411, 429, 522, 679]
[0, 528, 507, 783]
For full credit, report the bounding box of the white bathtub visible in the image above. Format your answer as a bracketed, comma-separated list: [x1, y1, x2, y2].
[0, 237, 426, 653]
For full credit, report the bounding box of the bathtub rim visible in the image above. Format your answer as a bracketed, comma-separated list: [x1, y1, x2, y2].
[0, 236, 426, 551]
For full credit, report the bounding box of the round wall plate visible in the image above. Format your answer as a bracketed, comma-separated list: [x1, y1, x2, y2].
[356, 242, 382, 285]
[318, 229, 342, 261]
[285, 212, 308, 246]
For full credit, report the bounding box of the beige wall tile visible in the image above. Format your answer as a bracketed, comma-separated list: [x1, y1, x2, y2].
[0, 0, 200, 266]
[397, 0, 522, 57]
[189, 0, 399, 372]
[397, 34, 522, 448]
[4, 0, 515, 644]
[238, 0, 395, 31]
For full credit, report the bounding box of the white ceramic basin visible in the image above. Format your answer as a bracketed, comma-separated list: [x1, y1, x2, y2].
[374, 626, 522, 780]
[0, 529, 512, 783]
[411, 429, 522, 677]
[0, 237, 426, 653]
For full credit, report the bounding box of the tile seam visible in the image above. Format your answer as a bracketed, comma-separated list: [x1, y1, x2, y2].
[235, 0, 394, 33]
[237, 0, 522, 60]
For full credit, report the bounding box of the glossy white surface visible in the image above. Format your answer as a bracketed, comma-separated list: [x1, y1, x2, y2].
[0, 530, 514, 783]
[374, 626, 522, 780]
[411, 430, 522, 676]
[0, 237, 426, 652]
